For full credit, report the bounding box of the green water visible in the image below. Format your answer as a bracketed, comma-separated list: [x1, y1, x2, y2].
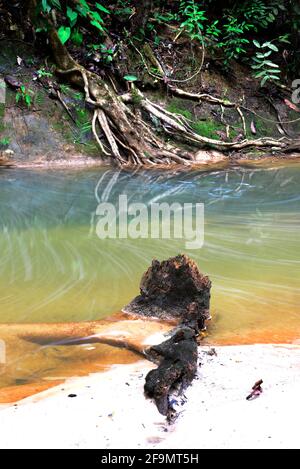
[0, 164, 299, 343]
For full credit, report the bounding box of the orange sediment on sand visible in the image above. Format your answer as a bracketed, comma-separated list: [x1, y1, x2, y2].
[205, 327, 300, 346]
[0, 381, 64, 404]
[0, 313, 175, 403]
[1, 322, 300, 404]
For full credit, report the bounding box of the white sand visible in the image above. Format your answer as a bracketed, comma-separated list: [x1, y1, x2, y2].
[0, 344, 299, 449]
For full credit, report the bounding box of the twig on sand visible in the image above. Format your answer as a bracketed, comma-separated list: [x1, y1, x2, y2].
[246, 379, 263, 400]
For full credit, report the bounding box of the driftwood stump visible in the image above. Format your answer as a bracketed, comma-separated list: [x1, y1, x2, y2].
[125, 254, 212, 417]
[145, 327, 198, 418]
[124, 254, 211, 331]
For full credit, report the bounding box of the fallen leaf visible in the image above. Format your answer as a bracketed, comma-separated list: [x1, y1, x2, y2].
[250, 120, 257, 135]
[284, 98, 300, 112]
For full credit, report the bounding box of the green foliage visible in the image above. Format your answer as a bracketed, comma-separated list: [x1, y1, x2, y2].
[216, 16, 253, 65]
[57, 26, 71, 44]
[87, 44, 115, 64]
[154, 11, 178, 23]
[124, 75, 138, 82]
[131, 88, 143, 105]
[32, 0, 296, 83]
[66, 6, 78, 27]
[0, 137, 10, 147]
[73, 107, 92, 144]
[15, 86, 33, 108]
[71, 29, 83, 46]
[179, 0, 207, 41]
[176, 0, 287, 69]
[35, 90, 46, 107]
[41, 0, 62, 14]
[251, 39, 287, 86]
[38, 0, 110, 45]
[37, 67, 53, 78]
[114, 0, 133, 20]
[59, 84, 71, 94]
[236, 0, 285, 31]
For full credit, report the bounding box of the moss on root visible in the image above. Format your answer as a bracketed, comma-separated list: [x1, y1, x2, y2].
[166, 99, 193, 120]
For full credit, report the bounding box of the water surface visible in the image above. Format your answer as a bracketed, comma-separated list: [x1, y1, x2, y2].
[0, 164, 299, 387]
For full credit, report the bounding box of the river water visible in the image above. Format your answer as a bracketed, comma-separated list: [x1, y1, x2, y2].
[0, 164, 299, 389]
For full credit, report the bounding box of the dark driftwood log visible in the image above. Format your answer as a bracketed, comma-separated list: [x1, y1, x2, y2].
[125, 254, 212, 417]
[124, 254, 211, 331]
[145, 327, 198, 418]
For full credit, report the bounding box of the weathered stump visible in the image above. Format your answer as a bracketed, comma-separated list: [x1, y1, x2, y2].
[125, 254, 212, 417]
[124, 254, 211, 331]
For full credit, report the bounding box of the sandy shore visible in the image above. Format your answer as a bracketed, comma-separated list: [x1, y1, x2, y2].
[0, 344, 299, 449]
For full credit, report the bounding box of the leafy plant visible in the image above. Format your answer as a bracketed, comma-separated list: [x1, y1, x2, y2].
[37, 67, 53, 78]
[251, 40, 281, 86]
[40, 0, 62, 14]
[154, 11, 179, 23]
[176, 0, 288, 69]
[0, 137, 10, 147]
[179, 0, 207, 41]
[15, 86, 33, 108]
[74, 107, 92, 144]
[88, 43, 115, 64]
[236, 0, 284, 31]
[115, 0, 133, 20]
[35, 91, 45, 107]
[60, 84, 71, 94]
[38, 0, 110, 45]
[216, 16, 254, 65]
[71, 28, 83, 46]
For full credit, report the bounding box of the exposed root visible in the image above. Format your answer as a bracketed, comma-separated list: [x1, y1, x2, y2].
[92, 110, 111, 156]
[97, 109, 126, 164]
[48, 28, 291, 166]
[237, 106, 247, 138]
[169, 85, 300, 127]
[128, 90, 288, 151]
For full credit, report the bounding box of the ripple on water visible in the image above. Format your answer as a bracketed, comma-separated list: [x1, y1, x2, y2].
[0, 165, 299, 388]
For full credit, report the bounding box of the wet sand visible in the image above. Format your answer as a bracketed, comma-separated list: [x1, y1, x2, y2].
[0, 344, 299, 449]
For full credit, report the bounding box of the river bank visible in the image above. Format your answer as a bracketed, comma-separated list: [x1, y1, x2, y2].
[1, 148, 300, 171]
[0, 344, 299, 449]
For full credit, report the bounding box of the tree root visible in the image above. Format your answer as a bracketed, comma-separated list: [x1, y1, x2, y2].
[48, 29, 291, 167]
[124, 90, 288, 150]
